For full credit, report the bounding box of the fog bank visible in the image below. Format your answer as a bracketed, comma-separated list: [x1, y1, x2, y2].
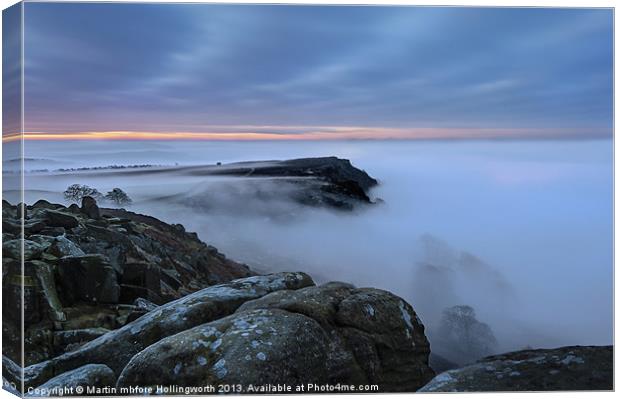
[9, 139, 613, 358]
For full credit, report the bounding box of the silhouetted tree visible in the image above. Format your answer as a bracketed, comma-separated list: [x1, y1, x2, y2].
[63, 184, 103, 203]
[105, 188, 132, 206]
[434, 305, 498, 365]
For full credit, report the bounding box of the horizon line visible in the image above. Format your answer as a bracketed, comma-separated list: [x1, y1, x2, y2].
[1, 126, 612, 142]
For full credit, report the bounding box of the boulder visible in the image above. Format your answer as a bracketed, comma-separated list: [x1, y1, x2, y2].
[236, 282, 435, 391]
[44, 210, 79, 229]
[57, 255, 120, 304]
[117, 282, 434, 392]
[32, 364, 115, 396]
[4, 199, 256, 369]
[24, 220, 47, 235]
[418, 345, 613, 392]
[31, 200, 64, 210]
[67, 204, 81, 214]
[30, 260, 66, 322]
[21, 272, 314, 388]
[117, 308, 331, 388]
[81, 196, 100, 219]
[27, 235, 55, 250]
[3, 239, 45, 261]
[47, 236, 85, 258]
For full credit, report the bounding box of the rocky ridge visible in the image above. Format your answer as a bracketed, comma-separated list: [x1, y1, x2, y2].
[2, 197, 434, 394]
[207, 156, 379, 208]
[80, 157, 379, 211]
[2, 198, 252, 366]
[419, 345, 613, 391]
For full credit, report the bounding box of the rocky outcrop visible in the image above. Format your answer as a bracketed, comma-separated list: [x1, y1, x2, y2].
[8, 273, 433, 394]
[117, 308, 332, 389]
[20, 272, 314, 388]
[2, 198, 252, 366]
[212, 157, 377, 190]
[57, 254, 120, 304]
[85, 157, 379, 211]
[117, 282, 433, 392]
[419, 345, 613, 392]
[206, 157, 379, 210]
[5, 196, 608, 394]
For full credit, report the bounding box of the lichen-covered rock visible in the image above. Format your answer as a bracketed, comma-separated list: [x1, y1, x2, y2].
[22, 272, 314, 389]
[32, 364, 115, 396]
[117, 308, 330, 389]
[236, 282, 435, 391]
[3, 198, 438, 394]
[115, 282, 435, 392]
[418, 346, 613, 392]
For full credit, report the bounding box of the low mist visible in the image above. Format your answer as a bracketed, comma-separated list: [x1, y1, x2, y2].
[10, 139, 613, 363]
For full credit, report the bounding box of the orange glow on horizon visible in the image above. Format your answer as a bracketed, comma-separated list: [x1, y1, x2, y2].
[2, 126, 609, 142]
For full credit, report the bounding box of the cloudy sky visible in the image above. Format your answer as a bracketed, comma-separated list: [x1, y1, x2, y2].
[15, 3, 614, 140]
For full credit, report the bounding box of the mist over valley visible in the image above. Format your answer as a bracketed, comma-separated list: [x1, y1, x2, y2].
[6, 138, 612, 365]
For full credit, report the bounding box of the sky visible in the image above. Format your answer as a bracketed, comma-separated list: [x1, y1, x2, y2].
[5, 3, 615, 140]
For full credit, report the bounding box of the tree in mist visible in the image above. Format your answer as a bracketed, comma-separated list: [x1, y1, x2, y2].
[105, 188, 132, 206]
[63, 184, 103, 203]
[434, 305, 498, 365]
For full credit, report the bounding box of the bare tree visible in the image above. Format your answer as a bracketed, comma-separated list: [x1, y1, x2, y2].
[63, 184, 103, 203]
[105, 188, 132, 206]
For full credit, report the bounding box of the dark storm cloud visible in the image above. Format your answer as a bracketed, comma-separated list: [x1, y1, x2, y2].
[23, 4, 612, 137]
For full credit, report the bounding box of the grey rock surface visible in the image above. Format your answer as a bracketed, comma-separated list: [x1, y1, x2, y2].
[117, 281, 434, 392]
[2, 198, 253, 366]
[117, 308, 331, 389]
[31, 364, 115, 396]
[419, 345, 613, 392]
[21, 273, 314, 388]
